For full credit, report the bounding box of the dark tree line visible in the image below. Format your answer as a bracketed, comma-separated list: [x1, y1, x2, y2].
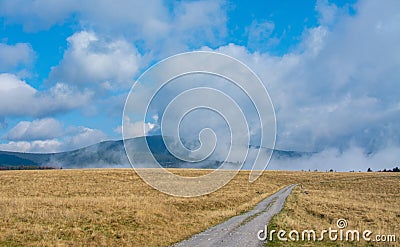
[367, 167, 400, 172]
[0, 165, 57, 171]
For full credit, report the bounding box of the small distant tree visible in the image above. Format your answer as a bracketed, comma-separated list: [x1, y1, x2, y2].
[367, 168, 372, 172]
[393, 167, 400, 172]
[329, 169, 334, 172]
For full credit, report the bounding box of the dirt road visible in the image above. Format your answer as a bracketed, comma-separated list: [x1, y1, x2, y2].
[173, 184, 296, 247]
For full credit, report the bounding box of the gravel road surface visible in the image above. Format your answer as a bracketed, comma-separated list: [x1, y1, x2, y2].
[173, 184, 297, 247]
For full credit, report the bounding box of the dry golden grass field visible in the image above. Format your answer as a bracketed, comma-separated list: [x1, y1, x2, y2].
[0, 169, 398, 246]
[268, 172, 400, 246]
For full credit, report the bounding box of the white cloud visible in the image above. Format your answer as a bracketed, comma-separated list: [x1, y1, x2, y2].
[76, 0, 227, 49]
[64, 126, 107, 150]
[4, 118, 63, 141]
[0, 0, 79, 31]
[0, 1, 227, 56]
[77, 0, 170, 40]
[168, 1, 227, 49]
[0, 73, 93, 117]
[0, 140, 62, 153]
[206, 0, 400, 156]
[49, 31, 141, 90]
[0, 43, 35, 72]
[246, 20, 279, 51]
[0, 122, 107, 153]
[116, 116, 155, 139]
[269, 145, 400, 172]
[315, 0, 339, 26]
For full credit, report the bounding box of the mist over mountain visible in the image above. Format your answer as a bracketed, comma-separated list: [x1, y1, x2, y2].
[0, 135, 308, 170]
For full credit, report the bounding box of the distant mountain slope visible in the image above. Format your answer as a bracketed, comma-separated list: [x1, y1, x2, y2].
[0, 152, 39, 168]
[0, 135, 311, 169]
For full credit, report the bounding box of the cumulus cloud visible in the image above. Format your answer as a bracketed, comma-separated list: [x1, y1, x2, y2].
[0, 73, 93, 117]
[79, 0, 227, 50]
[246, 20, 279, 52]
[3, 118, 63, 141]
[315, 0, 339, 26]
[116, 116, 155, 139]
[0, 120, 107, 153]
[63, 126, 107, 150]
[166, 1, 227, 52]
[76, 0, 170, 41]
[0, 43, 35, 73]
[49, 31, 141, 90]
[0, 139, 62, 153]
[0, 0, 227, 55]
[0, 0, 78, 31]
[209, 0, 400, 155]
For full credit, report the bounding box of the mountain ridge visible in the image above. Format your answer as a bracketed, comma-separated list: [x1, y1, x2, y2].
[0, 135, 311, 169]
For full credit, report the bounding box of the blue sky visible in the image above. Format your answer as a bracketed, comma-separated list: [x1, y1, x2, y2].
[0, 0, 399, 170]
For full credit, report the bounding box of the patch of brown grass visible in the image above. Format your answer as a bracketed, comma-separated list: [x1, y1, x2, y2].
[268, 172, 400, 246]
